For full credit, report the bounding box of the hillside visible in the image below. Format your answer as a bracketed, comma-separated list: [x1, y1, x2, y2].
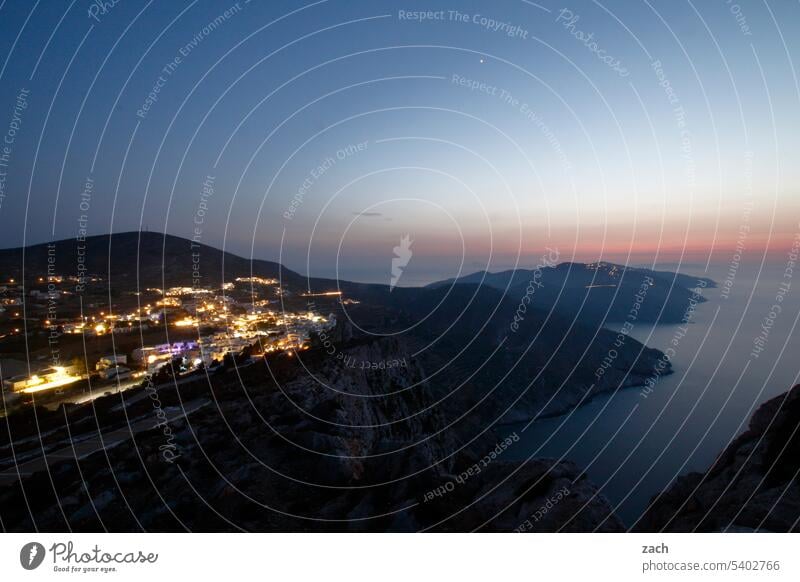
[0, 231, 305, 290]
[426, 261, 715, 325]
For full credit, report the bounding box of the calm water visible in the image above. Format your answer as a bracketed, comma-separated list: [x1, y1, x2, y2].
[504, 259, 800, 527]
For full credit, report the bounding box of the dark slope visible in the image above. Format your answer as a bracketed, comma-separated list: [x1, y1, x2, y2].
[0, 231, 305, 289]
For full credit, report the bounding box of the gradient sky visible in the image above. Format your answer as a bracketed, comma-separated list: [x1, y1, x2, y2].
[0, 0, 798, 285]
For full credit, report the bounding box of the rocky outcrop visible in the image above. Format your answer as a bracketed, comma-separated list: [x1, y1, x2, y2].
[638, 385, 800, 532]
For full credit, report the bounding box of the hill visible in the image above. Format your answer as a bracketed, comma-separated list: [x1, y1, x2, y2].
[426, 261, 715, 325]
[0, 231, 305, 290]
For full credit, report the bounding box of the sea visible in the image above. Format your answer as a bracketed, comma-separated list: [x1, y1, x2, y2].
[503, 258, 800, 527]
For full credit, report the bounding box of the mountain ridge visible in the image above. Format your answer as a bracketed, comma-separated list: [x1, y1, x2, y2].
[425, 261, 715, 325]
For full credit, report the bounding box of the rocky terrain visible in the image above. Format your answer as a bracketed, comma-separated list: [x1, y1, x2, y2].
[638, 385, 800, 532]
[0, 329, 624, 532]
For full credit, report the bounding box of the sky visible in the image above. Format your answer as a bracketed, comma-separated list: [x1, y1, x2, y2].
[0, 0, 798, 285]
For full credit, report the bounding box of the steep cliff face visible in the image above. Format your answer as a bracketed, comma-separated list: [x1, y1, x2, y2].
[639, 385, 800, 532]
[0, 335, 622, 532]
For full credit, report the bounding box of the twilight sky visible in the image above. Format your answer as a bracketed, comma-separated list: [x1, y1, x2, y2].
[0, 0, 798, 285]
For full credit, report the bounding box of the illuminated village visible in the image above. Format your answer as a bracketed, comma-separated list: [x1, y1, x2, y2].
[0, 272, 339, 410]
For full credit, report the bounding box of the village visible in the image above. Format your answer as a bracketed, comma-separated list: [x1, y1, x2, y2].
[0, 271, 339, 412]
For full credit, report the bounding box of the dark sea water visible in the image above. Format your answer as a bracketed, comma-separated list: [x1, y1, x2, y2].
[504, 259, 800, 527]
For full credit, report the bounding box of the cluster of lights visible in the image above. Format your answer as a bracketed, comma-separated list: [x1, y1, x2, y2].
[235, 276, 279, 286]
[164, 286, 214, 296]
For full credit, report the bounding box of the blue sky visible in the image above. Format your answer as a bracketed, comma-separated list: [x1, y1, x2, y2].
[0, 0, 798, 284]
